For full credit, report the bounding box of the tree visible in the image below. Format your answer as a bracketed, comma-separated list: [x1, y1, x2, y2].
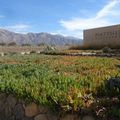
[0, 42, 6, 46]
[37, 43, 45, 46]
[21, 43, 31, 46]
[8, 42, 17, 46]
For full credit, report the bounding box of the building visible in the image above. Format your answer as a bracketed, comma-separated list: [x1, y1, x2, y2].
[84, 24, 120, 49]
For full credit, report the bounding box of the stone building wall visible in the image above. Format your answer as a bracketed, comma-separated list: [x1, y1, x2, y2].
[84, 24, 120, 48]
[0, 93, 95, 120]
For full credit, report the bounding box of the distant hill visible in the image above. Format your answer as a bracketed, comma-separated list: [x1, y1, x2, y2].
[0, 29, 82, 46]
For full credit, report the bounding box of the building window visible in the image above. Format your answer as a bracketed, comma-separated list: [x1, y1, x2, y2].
[118, 31, 120, 37]
[104, 32, 106, 36]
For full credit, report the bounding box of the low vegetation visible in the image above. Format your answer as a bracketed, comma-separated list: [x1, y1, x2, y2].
[0, 54, 120, 118]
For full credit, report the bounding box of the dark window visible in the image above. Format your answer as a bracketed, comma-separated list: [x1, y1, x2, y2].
[107, 32, 109, 35]
[118, 31, 120, 37]
[112, 31, 114, 36]
[104, 32, 106, 36]
[95, 33, 98, 36]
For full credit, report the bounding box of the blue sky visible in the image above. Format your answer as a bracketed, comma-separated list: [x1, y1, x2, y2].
[0, 0, 120, 38]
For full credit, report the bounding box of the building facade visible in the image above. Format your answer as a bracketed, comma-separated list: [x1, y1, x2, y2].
[84, 24, 120, 48]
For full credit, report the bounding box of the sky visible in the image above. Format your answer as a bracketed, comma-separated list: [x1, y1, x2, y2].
[0, 0, 120, 38]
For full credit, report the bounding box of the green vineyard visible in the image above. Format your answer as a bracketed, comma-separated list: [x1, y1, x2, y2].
[0, 54, 120, 118]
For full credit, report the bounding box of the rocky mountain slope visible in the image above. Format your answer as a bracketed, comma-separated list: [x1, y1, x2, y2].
[0, 29, 82, 46]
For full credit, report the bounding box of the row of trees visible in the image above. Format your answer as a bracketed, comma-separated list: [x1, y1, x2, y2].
[0, 42, 48, 46]
[0, 42, 17, 46]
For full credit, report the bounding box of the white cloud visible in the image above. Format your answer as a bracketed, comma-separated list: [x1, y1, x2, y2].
[50, 30, 69, 36]
[95, 0, 120, 19]
[59, 0, 120, 38]
[3, 23, 31, 33]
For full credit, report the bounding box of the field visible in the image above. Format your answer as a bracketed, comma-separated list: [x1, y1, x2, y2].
[0, 46, 68, 53]
[0, 53, 120, 118]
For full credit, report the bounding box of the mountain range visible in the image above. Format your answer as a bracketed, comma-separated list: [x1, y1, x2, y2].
[0, 29, 82, 46]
